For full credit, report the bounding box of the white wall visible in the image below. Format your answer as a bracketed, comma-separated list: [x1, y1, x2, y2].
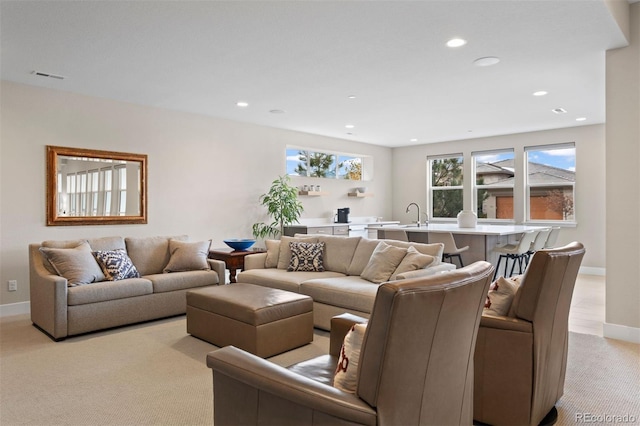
[0, 81, 393, 306]
[605, 1, 639, 338]
[391, 124, 607, 271]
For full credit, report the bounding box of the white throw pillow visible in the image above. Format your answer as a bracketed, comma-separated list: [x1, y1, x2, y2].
[360, 241, 408, 283]
[264, 240, 280, 268]
[389, 246, 435, 280]
[39, 241, 106, 286]
[333, 323, 367, 393]
[163, 240, 211, 273]
[484, 276, 521, 316]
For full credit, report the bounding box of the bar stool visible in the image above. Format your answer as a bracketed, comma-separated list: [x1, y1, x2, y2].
[544, 227, 562, 249]
[429, 232, 469, 268]
[493, 230, 538, 280]
[526, 228, 552, 260]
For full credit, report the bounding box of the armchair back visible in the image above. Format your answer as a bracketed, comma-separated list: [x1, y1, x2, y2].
[357, 261, 494, 425]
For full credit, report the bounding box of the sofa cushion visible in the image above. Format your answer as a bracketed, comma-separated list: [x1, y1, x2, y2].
[39, 241, 106, 286]
[361, 242, 408, 283]
[67, 277, 153, 305]
[383, 239, 444, 262]
[264, 239, 281, 268]
[86, 236, 127, 252]
[125, 235, 188, 276]
[300, 276, 380, 313]
[389, 246, 436, 280]
[334, 323, 367, 393]
[316, 235, 361, 274]
[347, 239, 382, 276]
[277, 236, 318, 270]
[147, 270, 219, 293]
[93, 249, 141, 281]
[238, 269, 345, 293]
[288, 242, 325, 272]
[163, 239, 211, 273]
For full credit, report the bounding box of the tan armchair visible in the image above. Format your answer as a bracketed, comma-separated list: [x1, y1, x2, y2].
[207, 261, 494, 426]
[473, 242, 586, 426]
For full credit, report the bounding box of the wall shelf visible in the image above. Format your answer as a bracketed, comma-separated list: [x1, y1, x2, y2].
[299, 191, 328, 196]
[348, 192, 374, 197]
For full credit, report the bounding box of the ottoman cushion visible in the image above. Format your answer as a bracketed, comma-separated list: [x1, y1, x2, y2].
[186, 283, 313, 357]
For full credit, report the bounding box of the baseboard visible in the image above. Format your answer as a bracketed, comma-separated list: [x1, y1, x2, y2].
[603, 322, 640, 344]
[579, 266, 605, 276]
[0, 301, 30, 317]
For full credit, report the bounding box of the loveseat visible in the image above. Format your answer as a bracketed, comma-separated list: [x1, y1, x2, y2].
[237, 235, 455, 330]
[29, 235, 225, 340]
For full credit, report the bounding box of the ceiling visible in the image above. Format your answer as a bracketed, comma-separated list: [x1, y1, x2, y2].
[0, 1, 630, 147]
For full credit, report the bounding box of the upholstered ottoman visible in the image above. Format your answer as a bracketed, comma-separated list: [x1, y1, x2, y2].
[186, 283, 313, 357]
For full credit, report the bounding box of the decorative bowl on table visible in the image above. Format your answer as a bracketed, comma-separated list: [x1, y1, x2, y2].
[223, 239, 256, 251]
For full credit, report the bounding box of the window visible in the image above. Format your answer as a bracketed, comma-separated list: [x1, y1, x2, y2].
[286, 148, 365, 180]
[428, 154, 463, 218]
[526, 143, 575, 222]
[473, 150, 515, 220]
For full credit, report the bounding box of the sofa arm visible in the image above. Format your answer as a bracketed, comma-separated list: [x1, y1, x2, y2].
[206, 259, 226, 284]
[394, 262, 456, 280]
[207, 346, 377, 425]
[479, 313, 533, 333]
[243, 252, 267, 270]
[29, 244, 69, 340]
[329, 313, 369, 356]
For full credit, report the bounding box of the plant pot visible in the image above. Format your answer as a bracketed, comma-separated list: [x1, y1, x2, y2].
[457, 210, 477, 228]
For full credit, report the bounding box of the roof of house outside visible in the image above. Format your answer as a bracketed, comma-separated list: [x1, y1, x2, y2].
[478, 159, 575, 186]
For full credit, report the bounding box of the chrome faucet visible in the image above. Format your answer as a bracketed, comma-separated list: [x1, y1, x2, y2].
[406, 202, 421, 226]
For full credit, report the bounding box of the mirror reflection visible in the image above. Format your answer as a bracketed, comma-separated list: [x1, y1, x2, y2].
[47, 146, 147, 226]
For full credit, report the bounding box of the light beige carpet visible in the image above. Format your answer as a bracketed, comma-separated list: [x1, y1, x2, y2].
[1, 314, 638, 426]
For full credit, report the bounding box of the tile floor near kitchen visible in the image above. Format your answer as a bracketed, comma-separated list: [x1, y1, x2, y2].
[569, 274, 606, 336]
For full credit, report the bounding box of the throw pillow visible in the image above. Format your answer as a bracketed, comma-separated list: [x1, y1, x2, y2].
[484, 276, 521, 316]
[264, 239, 280, 268]
[360, 241, 407, 283]
[163, 240, 212, 273]
[93, 249, 140, 281]
[277, 236, 318, 269]
[39, 241, 105, 286]
[389, 246, 436, 280]
[287, 242, 325, 272]
[334, 323, 367, 393]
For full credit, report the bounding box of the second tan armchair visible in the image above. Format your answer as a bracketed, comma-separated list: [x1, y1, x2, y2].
[207, 261, 494, 426]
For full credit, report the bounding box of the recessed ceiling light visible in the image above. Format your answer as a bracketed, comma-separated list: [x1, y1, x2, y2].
[269, 109, 285, 114]
[576, 117, 587, 121]
[533, 91, 548, 96]
[552, 108, 568, 114]
[410, 138, 418, 142]
[446, 38, 467, 48]
[236, 101, 249, 107]
[348, 95, 356, 99]
[473, 57, 500, 67]
[345, 124, 355, 129]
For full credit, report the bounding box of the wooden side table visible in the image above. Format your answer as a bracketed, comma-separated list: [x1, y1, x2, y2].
[208, 247, 265, 284]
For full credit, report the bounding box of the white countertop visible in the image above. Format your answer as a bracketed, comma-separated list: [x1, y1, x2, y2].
[369, 223, 548, 236]
[293, 217, 399, 228]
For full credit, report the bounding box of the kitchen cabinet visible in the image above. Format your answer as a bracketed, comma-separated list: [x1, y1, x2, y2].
[284, 225, 349, 237]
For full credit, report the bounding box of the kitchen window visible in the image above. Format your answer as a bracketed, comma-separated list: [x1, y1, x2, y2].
[428, 154, 463, 219]
[525, 143, 575, 222]
[473, 149, 515, 220]
[286, 147, 370, 180]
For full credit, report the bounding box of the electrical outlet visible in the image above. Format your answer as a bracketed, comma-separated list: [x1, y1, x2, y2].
[8, 280, 17, 292]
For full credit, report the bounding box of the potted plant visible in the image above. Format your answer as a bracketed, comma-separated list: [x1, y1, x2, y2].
[252, 175, 304, 239]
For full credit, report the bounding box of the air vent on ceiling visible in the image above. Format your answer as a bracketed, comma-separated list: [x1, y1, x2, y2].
[552, 108, 567, 114]
[31, 70, 65, 80]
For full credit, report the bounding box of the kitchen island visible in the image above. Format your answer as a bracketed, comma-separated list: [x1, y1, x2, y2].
[372, 223, 548, 265]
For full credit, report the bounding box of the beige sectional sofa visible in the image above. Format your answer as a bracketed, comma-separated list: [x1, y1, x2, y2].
[237, 235, 455, 330]
[29, 235, 225, 340]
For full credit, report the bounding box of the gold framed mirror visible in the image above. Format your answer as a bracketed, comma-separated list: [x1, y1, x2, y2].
[46, 145, 147, 226]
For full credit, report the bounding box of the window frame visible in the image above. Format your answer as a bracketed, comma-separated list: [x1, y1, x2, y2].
[286, 146, 371, 181]
[427, 153, 464, 220]
[472, 149, 515, 222]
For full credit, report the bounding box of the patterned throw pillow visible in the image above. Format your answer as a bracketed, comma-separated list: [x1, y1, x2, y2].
[93, 249, 140, 281]
[483, 276, 521, 316]
[333, 323, 367, 393]
[287, 242, 325, 272]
